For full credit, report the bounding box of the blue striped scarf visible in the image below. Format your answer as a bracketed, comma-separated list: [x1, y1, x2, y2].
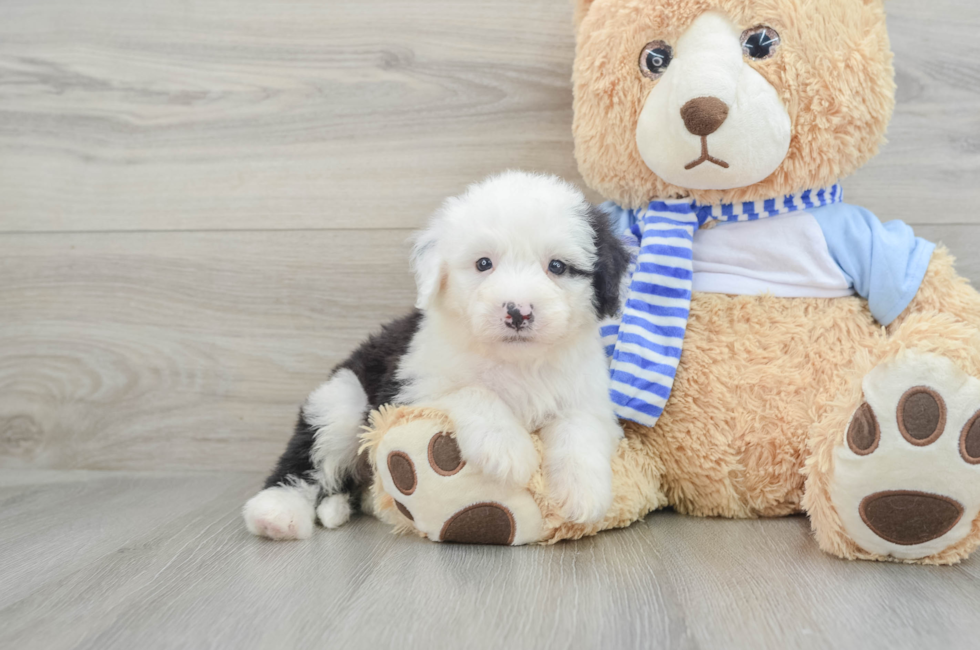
[601, 185, 843, 426]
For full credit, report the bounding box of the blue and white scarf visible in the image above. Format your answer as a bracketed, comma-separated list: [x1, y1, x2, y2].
[601, 185, 844, 426]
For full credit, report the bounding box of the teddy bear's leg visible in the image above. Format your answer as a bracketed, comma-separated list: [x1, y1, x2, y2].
[804, 313, 980, 564]
[361, 406, 668, 545]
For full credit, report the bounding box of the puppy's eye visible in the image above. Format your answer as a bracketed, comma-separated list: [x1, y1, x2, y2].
[639, 40, 673, 80]
[548, 260, 567, 276]
[741, 26, 780, 60]
[475, 257, 493, 272]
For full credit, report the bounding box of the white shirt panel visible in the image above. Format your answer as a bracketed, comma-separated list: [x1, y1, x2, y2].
[691, 212, 854, 298]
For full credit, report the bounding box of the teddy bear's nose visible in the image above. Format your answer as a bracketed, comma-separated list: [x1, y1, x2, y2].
[681, 96, 730, 137]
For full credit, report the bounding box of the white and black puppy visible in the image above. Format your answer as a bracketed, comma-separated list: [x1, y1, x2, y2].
[243, 171, 630, 540]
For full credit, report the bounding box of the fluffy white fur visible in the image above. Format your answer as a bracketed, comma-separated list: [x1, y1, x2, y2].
[401, 171, 623, 523]
[242, 482, 318, 541]
[306, 368, 370, 493]
[243, 370, 366, 540]
[316, 493, 353, 529]
[636, 12, 791, 190]
[243, 171, 624, 539]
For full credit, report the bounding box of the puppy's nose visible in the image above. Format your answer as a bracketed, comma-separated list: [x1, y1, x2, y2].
[505, 302, 534, 330]
[681, 96, 729, 136]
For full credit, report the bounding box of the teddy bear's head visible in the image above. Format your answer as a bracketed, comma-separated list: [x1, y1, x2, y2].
[572, 0, 895, 208]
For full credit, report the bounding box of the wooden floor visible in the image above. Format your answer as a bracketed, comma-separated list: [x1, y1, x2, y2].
[2, 0, 980, 647]
[3, 470, 980, 650]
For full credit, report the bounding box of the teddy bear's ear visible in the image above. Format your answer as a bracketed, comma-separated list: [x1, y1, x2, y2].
[410, 219, 446, 311]
[573, 0, 598, 31]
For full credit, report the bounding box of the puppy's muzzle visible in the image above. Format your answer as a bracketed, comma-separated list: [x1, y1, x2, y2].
[504, 302, 534, 331]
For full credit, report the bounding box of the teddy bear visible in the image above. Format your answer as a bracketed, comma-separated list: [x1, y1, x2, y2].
[360, 0, 980, 564]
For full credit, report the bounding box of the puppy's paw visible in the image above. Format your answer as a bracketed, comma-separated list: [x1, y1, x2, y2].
[242, 486, 316, 540]
[456, 424, 538, 487]
[547, 461, 614, 524]
[316, 493, 352, 529]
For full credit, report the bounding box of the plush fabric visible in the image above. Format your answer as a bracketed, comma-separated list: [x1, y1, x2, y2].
[601, 185, 844, 428]
[361, 0, 980, 564]
[572, 0, 895, 208]
[366, 249, 980, 561]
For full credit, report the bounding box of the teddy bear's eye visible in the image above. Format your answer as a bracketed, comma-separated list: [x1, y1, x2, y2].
[741, 26, 780, 60]
[639, 41, 673, 80]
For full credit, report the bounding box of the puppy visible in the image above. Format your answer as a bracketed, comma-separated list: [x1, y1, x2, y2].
[243, 171, 630, 540]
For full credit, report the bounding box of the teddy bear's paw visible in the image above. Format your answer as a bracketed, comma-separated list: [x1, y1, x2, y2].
[375, 414, 544, 545]
[830, 351, 980, 560]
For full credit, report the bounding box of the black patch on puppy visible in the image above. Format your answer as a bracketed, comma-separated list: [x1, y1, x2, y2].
[337, 309, 423, 409]
[585, 205, 631, 318]
[262, 310, 423, 494]
[263, 414, 319, 490]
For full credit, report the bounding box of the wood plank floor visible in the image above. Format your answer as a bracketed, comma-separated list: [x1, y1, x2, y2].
[1, 469, 979, 650]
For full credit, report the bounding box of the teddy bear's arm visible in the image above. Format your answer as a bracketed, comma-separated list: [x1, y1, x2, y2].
[811, 202, 934, 326]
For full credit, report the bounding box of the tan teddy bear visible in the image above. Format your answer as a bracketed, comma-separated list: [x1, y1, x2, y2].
[363, 0, 980, 564]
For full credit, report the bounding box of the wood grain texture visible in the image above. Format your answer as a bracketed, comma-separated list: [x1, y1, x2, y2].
[5, 225, 980, 472]
[0, 0, 581, 232]
[0, 470, 978, 650]
[0, 0, 978, 232]
[0, 229, 414, 471]
[849, 4, 980, 221]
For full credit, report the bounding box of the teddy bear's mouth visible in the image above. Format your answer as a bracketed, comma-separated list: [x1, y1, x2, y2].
[684, 135, 730, 170]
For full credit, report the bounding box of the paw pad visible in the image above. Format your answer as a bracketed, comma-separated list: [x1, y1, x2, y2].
[440, 502, 515, 545]
[374, 414, 543, 545]
[846, 402, 880, 455]
[831, 352, 980, 559]
[960, 412, 980, 464]
[897, 387, 945, 446]
[387, 451, 417, 495]
[428, 432, 465, 475]
[394, 500, 414, 521]
[859, 490, 963, 546]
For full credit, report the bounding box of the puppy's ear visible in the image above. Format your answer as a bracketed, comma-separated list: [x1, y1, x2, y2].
[586, 205, 630, 318]
[410, 221, 445, 310]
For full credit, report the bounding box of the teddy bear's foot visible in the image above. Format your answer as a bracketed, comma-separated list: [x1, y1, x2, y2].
[364, 406, 545, 545]
[826, 351, 980, 562]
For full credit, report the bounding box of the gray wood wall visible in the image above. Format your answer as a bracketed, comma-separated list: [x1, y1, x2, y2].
[2, 0, 979, 473]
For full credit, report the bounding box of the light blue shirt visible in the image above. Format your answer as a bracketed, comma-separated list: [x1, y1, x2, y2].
[603, 199, 934, 326]
[599, 186, 936, 427]
[811, 202, 934, 325]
